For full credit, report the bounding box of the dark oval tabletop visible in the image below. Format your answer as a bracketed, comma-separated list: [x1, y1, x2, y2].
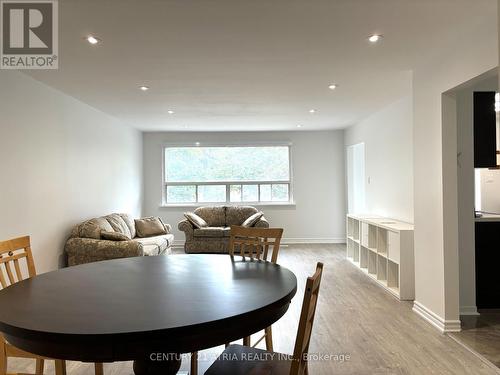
[0, 254, 297, 362]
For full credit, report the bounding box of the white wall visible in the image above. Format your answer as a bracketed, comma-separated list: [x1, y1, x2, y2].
[344, 94, 414, 223]
[0, 71, 143, 274]
[412, 7, 498, 331]
[455, 73, 498, 315]
[142, 131, 346, 243]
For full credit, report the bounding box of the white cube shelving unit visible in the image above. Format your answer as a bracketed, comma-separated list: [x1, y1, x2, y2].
[346, 214, 415, 301]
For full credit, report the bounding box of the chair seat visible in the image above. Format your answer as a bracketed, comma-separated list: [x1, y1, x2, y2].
[205, 344, 291, 375]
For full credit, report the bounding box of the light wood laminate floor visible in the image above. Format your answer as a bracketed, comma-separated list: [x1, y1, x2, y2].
[7, 244, 499, 374]
[450, 312, 500, 369]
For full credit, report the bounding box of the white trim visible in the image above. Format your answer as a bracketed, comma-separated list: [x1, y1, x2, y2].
[162, 141, 293, 147]
[459, 306, 480, 316]
[160, 202, 296, 208]
[172, 238, 345, 248]
[281, 238, 346, 244]
[412, 301, 461, 333]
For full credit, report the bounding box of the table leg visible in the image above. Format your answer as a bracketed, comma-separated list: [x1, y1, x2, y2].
[133, 354, 182, 375]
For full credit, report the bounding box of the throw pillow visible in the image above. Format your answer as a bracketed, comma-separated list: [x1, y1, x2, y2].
[135, 217, 168, 238]
[242, 212, 264, 227]
[101, 231, 130, 241]
[184, 212, 208, 229]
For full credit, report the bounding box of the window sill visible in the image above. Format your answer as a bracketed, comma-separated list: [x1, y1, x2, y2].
[159, 202, 296, 208]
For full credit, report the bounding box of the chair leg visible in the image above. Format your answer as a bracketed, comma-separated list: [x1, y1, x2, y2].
[264, 326, 273, 351]
[35, 358, 45, 375]
[243, 336, 251, 347]
[190, 352, 198, 375]
[54, 359, 67, 375]
[0, 340, 6, 375]
[94, 362, 104, 375]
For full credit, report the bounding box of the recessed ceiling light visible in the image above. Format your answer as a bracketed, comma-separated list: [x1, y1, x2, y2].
[86, 36, 101, 45]
[167, 110, 174, 114]
[368, 34, 383, 43]
[297, 125, 302, 128]
[309, 109, 316, 113]
[139, 86, 149, 91]
[195, 142, 200, 146]
[328, 84, 338, 90]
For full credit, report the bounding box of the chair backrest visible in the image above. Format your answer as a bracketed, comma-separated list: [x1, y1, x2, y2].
[290, 262, 324, 375]
[0, 236, 37, 289]
[228, 226, 283, 263]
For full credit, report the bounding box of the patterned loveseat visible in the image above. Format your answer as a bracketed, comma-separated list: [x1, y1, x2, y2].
[178, 206, 269, 254]
[65, 213, 174, 266]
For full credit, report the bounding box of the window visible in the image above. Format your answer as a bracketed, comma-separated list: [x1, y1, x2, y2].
[163, 145, 292, 204]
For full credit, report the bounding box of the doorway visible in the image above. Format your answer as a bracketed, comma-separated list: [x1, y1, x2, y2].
[347, 142, 366, 214]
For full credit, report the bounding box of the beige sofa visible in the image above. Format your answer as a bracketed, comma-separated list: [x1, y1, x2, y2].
[65, 213, 174, 266]
[178, 206, 269, 254]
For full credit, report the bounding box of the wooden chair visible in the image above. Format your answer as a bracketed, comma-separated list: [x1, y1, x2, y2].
[204, 262, 324, 375]
[190, 226, 284, 375]
[0, 236, 104, 375]
[228, 226, 283, 264]
[228, 226, 284, 350]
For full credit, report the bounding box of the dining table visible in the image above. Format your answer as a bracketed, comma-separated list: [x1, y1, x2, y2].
[0, 254, 297, 375]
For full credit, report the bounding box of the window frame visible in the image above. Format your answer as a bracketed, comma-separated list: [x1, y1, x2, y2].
[161, 142, 294, 206]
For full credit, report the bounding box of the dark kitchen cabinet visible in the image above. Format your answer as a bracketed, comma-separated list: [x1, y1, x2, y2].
[474, 91, 497, 168]
[475, 221, 500, 309]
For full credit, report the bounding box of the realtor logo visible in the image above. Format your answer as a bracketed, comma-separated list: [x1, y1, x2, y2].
[1, 0, 58, 69]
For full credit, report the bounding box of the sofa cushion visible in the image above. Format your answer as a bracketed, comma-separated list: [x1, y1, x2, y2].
[242, 212, 264, 227]
[184, 212, 208, 229]
[118, 213, 136, 238]
[135, 217, 168, 238]
[193, 227, 226, 238]
[133, 234, 174, 256]
[101, 231, 130, 241]
[105, 214, 132, 239]
[78, 217, 114, 239]
[223, 227, 231, 237]
[195, 206, 226, 227]
[226, 206, 259, 226]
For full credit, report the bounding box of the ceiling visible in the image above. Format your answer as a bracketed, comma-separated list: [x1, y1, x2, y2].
[26, 0, 497, 131]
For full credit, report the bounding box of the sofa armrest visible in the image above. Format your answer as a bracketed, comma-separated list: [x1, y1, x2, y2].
[65, 238, 143, 267]
[254, 216, 270, 228]
[178, 219, 194, 239]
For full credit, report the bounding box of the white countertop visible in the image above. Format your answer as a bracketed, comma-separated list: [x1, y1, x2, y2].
[475, 214, 500, 222]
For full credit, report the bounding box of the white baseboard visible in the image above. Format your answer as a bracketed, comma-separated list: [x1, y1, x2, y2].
[460, 305, 480, 316]
[281, 237, 346, 244]
[172, 238, 345, 248]
[413, 301, 461, 333]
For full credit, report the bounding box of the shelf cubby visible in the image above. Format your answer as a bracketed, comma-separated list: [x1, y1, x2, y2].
[377, 228, 388, 256]
[387, 260, 400, 293]
[377, 255, 387, 282]
[353, 243, 360, 263]
[368, 250, 377, 276]
[352, 219, 360, 241]
[368, 224, 378, 249]
[347, 238, 354, 258]
[347, 217, 354, 238]
[360, 246, 368, 269]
